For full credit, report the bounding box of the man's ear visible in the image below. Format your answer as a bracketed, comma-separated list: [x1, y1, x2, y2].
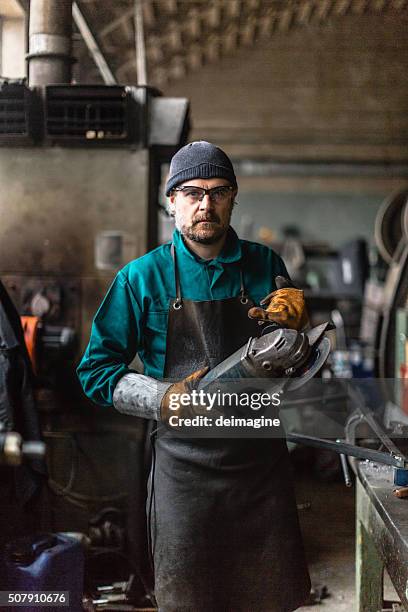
[168, 194, 176, 217]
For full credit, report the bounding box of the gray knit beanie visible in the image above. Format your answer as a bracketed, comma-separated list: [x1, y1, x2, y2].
[165, 141, 237, 196]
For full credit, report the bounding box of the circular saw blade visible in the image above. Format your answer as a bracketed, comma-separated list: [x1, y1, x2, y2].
[285, 336, 331, 391]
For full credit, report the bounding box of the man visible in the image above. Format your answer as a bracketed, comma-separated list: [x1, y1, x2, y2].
[77, 141, 310, 611]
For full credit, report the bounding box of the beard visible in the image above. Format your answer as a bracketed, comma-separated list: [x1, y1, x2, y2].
[175, 207, 233, 245]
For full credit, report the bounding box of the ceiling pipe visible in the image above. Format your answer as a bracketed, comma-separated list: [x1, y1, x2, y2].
[134, 0, 147, 86]
[27, 0, 73, 86]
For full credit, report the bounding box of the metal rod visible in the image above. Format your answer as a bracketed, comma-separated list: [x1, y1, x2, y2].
[286, 379, 408, 471]
[339, 452, 352, 487]
[287, 433, 408, 469]
[72, 2, 117, 85]
[347, 383, 406, 461]
[134, 0, 147, 85]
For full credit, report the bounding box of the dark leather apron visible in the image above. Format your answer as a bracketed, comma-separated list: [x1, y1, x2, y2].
[150, 244, 311, 612]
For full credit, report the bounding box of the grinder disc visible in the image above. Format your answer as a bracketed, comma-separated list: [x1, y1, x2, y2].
[285, 337, 331, 391]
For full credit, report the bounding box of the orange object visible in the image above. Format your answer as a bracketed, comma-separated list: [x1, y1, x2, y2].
[393, 487, 408, 499]
[401, 358, 408, 415]
[20, 315, 40, 374]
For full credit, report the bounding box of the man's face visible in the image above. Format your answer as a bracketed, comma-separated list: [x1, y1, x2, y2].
[169, 178, 237, 245]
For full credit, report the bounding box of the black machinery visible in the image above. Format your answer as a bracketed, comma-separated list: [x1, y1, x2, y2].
[0, 0, 189, 601]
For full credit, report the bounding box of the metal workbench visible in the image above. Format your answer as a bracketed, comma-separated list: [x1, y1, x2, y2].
[357, 461, 408, 611]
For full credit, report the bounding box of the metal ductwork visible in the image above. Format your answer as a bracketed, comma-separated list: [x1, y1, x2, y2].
[27, 0, 73, 87]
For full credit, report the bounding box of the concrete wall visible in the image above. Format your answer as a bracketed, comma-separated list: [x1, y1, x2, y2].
[235, 188, 382, 249]
[0, 17, 26, 78]
[233, 174, 408, 247]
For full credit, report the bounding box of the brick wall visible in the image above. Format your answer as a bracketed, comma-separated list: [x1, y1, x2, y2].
[164, 13, 408, 162]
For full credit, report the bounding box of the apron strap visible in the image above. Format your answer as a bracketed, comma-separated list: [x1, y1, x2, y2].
[171, 242, 249, 306]
[239, 268, 249, 305]
[170, 243, 183, 310]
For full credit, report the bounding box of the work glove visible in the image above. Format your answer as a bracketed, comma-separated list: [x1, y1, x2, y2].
[248, 276, 309, 331]
[160, 367, 209, 424]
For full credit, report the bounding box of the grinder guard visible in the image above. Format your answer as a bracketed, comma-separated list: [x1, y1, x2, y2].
[197, 322, 332, 395]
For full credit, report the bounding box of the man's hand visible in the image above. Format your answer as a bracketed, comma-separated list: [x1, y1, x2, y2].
[248, 276, 309, 331]
[160, 367, 209, 423]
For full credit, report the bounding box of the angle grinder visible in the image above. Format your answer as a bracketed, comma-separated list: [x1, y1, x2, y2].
[197, 321, 332, 394]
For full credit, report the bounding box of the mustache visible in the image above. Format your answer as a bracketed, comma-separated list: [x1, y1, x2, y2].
[193, 213, 220, 224]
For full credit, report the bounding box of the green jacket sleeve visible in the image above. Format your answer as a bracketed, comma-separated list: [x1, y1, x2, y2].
[77, 270, 142, 407]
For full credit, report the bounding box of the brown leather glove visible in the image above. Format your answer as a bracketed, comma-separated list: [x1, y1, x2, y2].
[160, 367, 209, 423]
[248, 276, 309, 331]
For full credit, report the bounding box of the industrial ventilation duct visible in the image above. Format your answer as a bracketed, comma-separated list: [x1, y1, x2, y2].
[0, 0, 189, 151]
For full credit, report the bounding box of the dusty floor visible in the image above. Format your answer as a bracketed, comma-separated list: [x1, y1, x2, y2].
[295, 469, 356, 611]
[294, 453, 401, 611]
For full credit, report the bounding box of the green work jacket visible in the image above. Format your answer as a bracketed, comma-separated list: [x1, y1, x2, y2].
[77, 227, 288, 406]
